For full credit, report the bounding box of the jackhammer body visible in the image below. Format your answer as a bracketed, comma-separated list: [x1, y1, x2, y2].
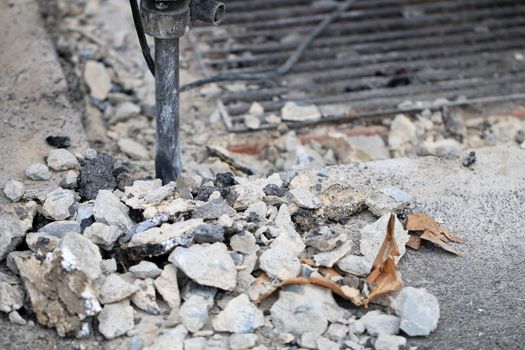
[133, 0, 224, 183]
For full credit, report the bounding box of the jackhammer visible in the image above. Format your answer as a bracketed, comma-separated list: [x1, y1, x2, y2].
[128, 0, 225, 184]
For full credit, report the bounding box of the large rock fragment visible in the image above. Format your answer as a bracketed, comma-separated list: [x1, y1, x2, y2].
[392, 287, 440, 336]
[39, 220, 81, 238]
[270, 285, 347, 335]
[179, 295, 210, 333]
[0, 273, 24, 313]
[129, 260, 162, 279]
[3, 180, 25, 202]
[123, 180, 175, 209]
[60, 232, 102, 281]
[290, 188, 320, 210]
[47, 149, 79, 171]
[259, 244, 301, 280]
[93, 190, 133, 231]
[365, 187, 411, 217]
[319, 185, 366, 222]
[15, 251, 101, 337]
[169, 243, 237, 290]
[0, 210, 25, 261]
[154, 264, 180, 309]
[193, 198, 235, 220]
[131, 278, 160, 315]
[84, 61, 111, 100]
[84, 222, 122, 249]
[212, 294, 264, 333]
[99, 274, 138, 304]
[97, 300, 135, 339]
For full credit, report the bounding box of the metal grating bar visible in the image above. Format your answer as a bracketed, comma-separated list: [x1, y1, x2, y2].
[190, 0, 525, 132]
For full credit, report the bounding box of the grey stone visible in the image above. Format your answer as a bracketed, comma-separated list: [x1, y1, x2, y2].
[97, 300, 134, 340]
[123, 180, 175, 209]
[305, 227, 346, 252]
[60, 232, 102, 281]
[154, 264, 180, 309]
[148, 325, 188, 350]
[346, 135, 390, 160]
[374, 334, 407, 350]
[0, 210, 24, 261]
[5, 250, 32, 275]
[316, 337, 339, 350]
[39, 220, 81, 238]
[281, 102, 321, 122]
[0, 280, 24, 313]
[110, 101, 141, 124]
[84, 61, 111, 100]
[99, 273, 138, 304]
[184, 337, 207, 350]
[313, 240, 353, 268]
[131, 278, 160, 315]
[324, 322, 348, 341]
[270, 285, 347, 335]
[129, 336, 144, 350]
[26, 232, 60, 253]
[259, 244, 301, 280]
[361, 310, 400, 336]
[212, 294, 264, 333]
[129, 260, 162, 279]
[180, 281, 218, 303]
[60, 170, 79, 189]
[360, 214, 408, 265]
[101, 258, 117, 275]
[230, 231, 258, 254]
[25, 163, 51, 181]
[8, 310, 27, 325]
[229, 333, 258, 350]
[193, 224, 225, 244]
[93, 190, 133, 231]
[46, 149, 79, 171]
[179, 295, 210, 333]
[319, 185, 366, 222]
[193, 198, 235, 220]
[337, 254, 373, 277]
[169, 243, 237, 290]
[392, 287, 440, 336]
[127, 219, 203, 252]
[365, 187, 411, 217]
[3, 180, 25, 202]
[290, 188, 320, 209]
[388, 114, 417, 149]
[84, 222, 122, 249]
[10, 200, 38, 232]
[245, 201, 267, 220]
[118, 138, 150, 160]
[42, 188, 76, 220]
[417, 139, 462, 158]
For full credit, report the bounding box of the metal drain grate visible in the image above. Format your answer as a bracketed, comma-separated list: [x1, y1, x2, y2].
[189, 0, 525, 132]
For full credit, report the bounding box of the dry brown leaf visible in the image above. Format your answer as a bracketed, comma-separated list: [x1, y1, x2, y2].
[420, 230, 463, 256]
[405, 212, 465, 255]
[365, 214, 403, 306]
[406, 235, 421, 250]
[256, 276, 362, 306]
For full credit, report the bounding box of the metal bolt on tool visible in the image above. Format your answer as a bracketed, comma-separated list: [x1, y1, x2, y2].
[129, 0, 225, 183]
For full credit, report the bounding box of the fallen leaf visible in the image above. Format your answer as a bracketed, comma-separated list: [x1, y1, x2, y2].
[405, 212, 465, 255]
[420, 230, 463, 256]
[256, 276, 362, 306]
[365, 214, 403, 306]
[406, 235, 421, 250]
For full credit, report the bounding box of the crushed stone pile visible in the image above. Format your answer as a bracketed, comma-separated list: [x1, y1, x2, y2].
[0, 144, 465, 350]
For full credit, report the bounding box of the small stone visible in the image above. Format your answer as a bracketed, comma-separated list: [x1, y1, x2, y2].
[8, 310, 27, 325]
[316, 337, 339, 350]
[110, 101, 141, 124]
[129, 261, 162, 279]
[313, 240, 353, 268]
[462, 151, 476, 168]
[129, 336, 144, 350]
[230, 231, 258, 254]
[131, 278, 160, 315]
[249, 102, 264, 116]
[118, 138, 150, 160]
[101, 258, 117, 275]
[374, 334, 407, 350]
[417, 138, 462, 158]
[169, 243, 237, 290]
[5, 251, 32, 275]
[346, 135, 390, 160]
[99, 274, 138, 304]
[290, 188, 320, 209]
[392, 287, 440, 336]
[325, 322, 348, 341]
[83, 148, 97, 160]
[184, 337, 207, 350]
[263, 184, 286, 197]
[365, 187, 411, 217]
[319, 185, 366, 222]
[212, 294, 264, 333]
[270, 285, 347, 335]
[0, 211, 25, 261]
[97, 300, 135, 340]
[244, 114, 261, 129]
[25, 163, 51, 181]
[281, 102, 321, 122]
[154, 264, 180, 309]
[45, 135, 71, 148]
[93, 190, 133, 231]
[85, 61, 111, 100]
[60, 232, 103, 281]
[60, 170, 79, 189]
[0, 279, 24, 313]
[193, 198, 235, 220]
[337, 255, 373, 277]
[47, 149, 79, 171]
[26, 232, 60, 253]
[229, 333, 258, 350]
[123, 180, 176, 209]
[148, 324, 187, 350]
[515, 129, 525, 144]
[84, 222, 122, 249]
[3, 180, 25, 202]
[193, 224, 225, 244]
[245, 201, 267, 220]
[42, 188, 76, 220]
[259, 244, 301, 280]
[78, 153, 117, 200]
[361, 310, 400, 336]
[179, 295, 210, 333]
[360, 214, 408, 265]
[388, 114, 417, 149]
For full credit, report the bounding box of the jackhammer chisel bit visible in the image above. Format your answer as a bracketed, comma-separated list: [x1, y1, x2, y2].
[130, 0, 225, 184]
